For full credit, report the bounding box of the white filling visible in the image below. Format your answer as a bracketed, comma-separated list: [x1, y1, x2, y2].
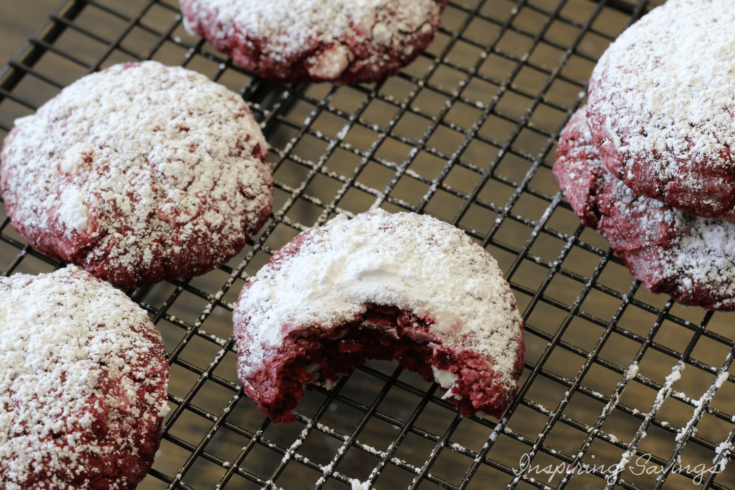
[432, 365, 461, 400]
[430, 311, 463, 335]
[159, 401, 171, 418]
[432, 365, 458, 388]
[372, 22, 391, 44]
[307, 44, 352, 79]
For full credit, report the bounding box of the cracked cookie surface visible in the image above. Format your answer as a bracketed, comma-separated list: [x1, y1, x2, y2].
[1, 61, 273, 289]
[180, 0, 447, 84]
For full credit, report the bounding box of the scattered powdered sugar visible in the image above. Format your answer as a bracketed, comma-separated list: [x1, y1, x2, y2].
[714, 441, 734, 473]
[234, 210, 524, 387]
[555, 109, 735, 310]
[351, 478, 371, 490]
[0, 266, 169, 488]
[657, 365, 683, 413]
[625, 363, 639, 381]
[432, 366, 458, 388]
[181, 0, 443, 80]
[433, 365, 462, 400]
[1, 61, 272, 288]
[587, 0, 735, 210]
[715, 371, 729, 389]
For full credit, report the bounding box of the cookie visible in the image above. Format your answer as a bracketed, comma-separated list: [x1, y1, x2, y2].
[586, 0, 735, 220]
[0, 266, 170, 489]
[179, 0, 447, 84]
[555, 109, 735, 310]
[233, 210, 525, 423]
[1, 61, 273, 289]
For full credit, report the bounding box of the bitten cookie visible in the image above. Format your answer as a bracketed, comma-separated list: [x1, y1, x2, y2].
[0, 266, 170, 489]
[587, 0, 735, 220]
[1, 61, 273, 289]
[233, 210, 525, 423]
[555, 109, 735, 310]
[179, 0, 447, 84]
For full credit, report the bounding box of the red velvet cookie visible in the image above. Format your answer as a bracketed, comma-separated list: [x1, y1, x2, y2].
[179, 0, 447, 84]
[555, 109, 735, 310]
[587, 0, 735, 220]
[233, 210, 525, 423]
[0, 266, 170, 489]
[1, 61, 273, 289]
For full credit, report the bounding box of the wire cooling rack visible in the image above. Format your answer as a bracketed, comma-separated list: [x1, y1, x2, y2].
[3, 0, 735, 489]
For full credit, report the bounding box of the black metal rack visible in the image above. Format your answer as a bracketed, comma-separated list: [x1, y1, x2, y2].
[3, 0, 735, 489]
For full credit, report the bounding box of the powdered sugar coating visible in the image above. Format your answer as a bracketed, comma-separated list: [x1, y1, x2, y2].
[555, 109, 735, 310]
[0, 266, 170, 489]
[234, 210, 524, 399]
[179, 0, 446, 84]
[1, 61, 273, 289]
[587, 0, 735, 219]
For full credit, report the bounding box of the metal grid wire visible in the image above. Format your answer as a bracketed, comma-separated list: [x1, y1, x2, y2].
[3, 0, 735, 488]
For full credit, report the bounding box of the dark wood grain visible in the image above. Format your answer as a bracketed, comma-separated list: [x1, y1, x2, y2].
[0, 0, 64, 67]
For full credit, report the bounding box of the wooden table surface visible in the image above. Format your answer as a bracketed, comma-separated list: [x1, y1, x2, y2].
[0, 0, 62, 67]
